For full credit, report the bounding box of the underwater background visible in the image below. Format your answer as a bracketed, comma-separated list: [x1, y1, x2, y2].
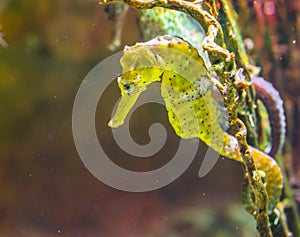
[0, 0, 299, 236]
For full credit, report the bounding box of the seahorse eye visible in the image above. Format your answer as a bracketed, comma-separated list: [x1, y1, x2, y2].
[118, 77, 136, 95]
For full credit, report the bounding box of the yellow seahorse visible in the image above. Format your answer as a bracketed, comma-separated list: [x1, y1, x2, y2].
[108, 35, 283, 213]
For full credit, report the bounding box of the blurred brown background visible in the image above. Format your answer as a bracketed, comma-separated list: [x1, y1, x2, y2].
[0, 0, 299, 236]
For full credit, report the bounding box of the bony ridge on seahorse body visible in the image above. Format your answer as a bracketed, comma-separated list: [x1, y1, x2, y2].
[108, 35, 283, 213]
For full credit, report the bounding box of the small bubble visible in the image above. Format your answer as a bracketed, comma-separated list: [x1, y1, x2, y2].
[244, 38, 254, 50]
[202, 192, 206, 197]
[48, 134, 54, 141]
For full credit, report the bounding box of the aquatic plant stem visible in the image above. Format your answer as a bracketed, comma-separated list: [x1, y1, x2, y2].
[226, 70, 272, 237]
[233, 118, 272, 237]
